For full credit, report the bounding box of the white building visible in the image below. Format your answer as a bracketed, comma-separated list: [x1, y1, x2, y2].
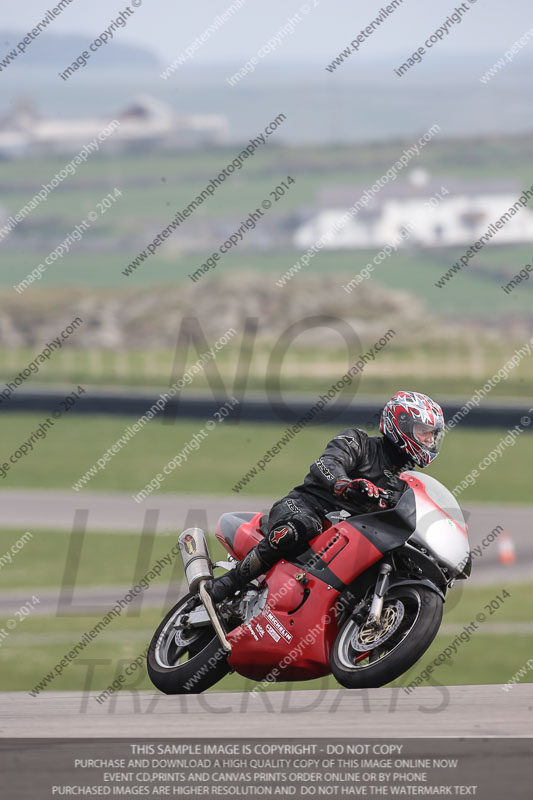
[294, 172, 533, 249]
[0, 96, 228, 158]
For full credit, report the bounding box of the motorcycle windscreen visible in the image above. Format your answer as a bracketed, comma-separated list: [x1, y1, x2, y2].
[403, 471, 470, 575]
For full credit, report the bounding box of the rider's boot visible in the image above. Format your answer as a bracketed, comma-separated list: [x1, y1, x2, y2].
[204, 547, 271, 604]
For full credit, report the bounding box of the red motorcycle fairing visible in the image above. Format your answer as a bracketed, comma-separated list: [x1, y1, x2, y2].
[215, 511, 265, 561]
[226, 560, 341, 682]
[219, 514, 387, 683]
[305, 521, 384, 586]
[290, 486, 417, 589]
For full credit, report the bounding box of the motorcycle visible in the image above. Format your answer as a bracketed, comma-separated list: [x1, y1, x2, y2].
[147, 470, 471, 693]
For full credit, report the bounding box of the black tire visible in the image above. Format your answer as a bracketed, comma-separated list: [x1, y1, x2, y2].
[147, 592, 230, 694]
[330, 585, 443, 689]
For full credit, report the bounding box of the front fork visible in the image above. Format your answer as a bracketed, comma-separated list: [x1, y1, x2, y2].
[367, 562, 392, 625]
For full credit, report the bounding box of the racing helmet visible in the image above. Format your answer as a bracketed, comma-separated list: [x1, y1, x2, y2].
[380, 390, 445, 468]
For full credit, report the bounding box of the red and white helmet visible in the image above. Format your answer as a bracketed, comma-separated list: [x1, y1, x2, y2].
[380, 391, 445, 468]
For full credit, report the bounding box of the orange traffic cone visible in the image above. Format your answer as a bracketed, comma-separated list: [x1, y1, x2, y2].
[498, 531, 516, 566]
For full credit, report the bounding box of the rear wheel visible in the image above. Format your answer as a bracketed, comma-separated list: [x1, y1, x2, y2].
[147, 593, 230, 694]
[330, 585, 443, 689]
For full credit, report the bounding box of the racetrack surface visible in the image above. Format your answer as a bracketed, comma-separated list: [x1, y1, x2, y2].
[1, 685, 531, 738]
[3, 490, 532, 545]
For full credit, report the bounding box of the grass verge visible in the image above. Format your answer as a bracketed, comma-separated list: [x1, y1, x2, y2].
[0, 413, 531, 504]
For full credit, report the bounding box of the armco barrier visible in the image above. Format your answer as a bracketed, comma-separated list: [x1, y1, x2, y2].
[0, 389, 531, 429]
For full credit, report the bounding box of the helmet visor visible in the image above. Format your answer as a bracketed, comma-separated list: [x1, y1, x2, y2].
[398, 416, 444, 455]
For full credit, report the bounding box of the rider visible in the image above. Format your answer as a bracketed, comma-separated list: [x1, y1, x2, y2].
[205, 390, 445, 603]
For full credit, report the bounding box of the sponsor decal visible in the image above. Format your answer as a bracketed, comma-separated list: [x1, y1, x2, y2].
[265, 623, 281, 643]
[270, 527, 290, 546]
[315, 458, 335, 481]
[335, 435, 357, 445]
[255, 623, 265, 638]
[182, 534, 197, 555]
[264, 606, 293, 642]
[246, 623, 259, 641]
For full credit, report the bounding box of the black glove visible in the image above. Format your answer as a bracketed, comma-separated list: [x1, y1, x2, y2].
[334, 478, 391, 509]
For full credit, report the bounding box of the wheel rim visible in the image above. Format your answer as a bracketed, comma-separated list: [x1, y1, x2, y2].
[336, 588, 423, 671]
[154, 597, 213, 669]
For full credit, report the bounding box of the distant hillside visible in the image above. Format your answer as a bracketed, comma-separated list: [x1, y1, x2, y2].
[0, 31, 159, 68]
[0, 275, 430, 349]
[1, 275, 529, 352]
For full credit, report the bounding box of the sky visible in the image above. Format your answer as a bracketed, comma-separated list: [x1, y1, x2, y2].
[2, 0, 533, 64]
[2, 0, 532, 143]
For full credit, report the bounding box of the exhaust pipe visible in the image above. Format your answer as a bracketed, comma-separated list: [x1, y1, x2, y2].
[178, 528, 231, 652]
[178, 528, 213, 593]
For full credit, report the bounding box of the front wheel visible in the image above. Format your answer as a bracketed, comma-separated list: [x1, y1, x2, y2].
[330, 585, 443, 689]
[147, 593, 230, 694]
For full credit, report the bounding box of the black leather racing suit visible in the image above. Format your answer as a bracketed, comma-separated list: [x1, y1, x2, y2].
[255, 427, 415, 569]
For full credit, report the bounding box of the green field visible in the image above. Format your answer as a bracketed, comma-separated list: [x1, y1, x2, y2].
[3, 136, 533, 220]
[2, 139, 533, 317]
[0, 529, 229, 591]
[3, 249, 533, 318]
[0, 413, 531, 503]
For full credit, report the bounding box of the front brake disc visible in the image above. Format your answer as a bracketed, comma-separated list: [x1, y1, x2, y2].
[349, 601, 405, 652]
[173, 624, 200, 647]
